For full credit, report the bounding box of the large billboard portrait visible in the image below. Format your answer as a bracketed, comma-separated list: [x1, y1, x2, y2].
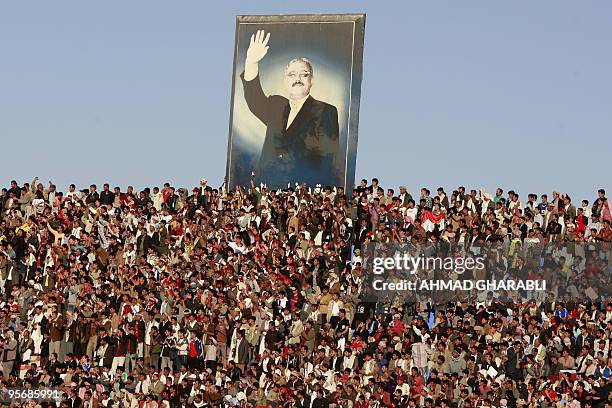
[225, 14, 366, 190]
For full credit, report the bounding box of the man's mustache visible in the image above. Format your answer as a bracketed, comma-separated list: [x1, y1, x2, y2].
[292, 81, 304, 87]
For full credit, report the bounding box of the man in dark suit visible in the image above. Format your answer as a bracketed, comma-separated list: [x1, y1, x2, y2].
[330, 348, 344, 371]
[574, 326, 594, 356]
[234, 330, 249, 371]
[66, 388, 82, 408]
[505, 342, 523, 380]
[241, 30, 340, 189]
[294, 390, 311, 408]
[312, 389, 330, 408]
[99, 183, 115, 206]
[85, 184, 99, 206]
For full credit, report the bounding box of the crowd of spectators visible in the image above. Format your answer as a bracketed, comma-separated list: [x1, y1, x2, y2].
[0, 177, 610, 408]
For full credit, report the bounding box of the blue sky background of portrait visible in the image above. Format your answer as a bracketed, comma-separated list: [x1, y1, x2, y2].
[0, 1, 610, 201]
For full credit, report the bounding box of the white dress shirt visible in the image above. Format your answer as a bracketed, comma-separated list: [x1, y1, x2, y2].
[286, 95, 309, 129]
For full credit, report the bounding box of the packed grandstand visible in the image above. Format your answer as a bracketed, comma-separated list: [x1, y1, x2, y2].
[0, 178, 610, 407]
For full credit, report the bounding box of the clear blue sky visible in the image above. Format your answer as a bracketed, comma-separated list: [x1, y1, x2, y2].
[1, 1, 610, 202]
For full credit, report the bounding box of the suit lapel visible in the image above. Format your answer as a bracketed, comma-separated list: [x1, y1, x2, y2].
[285, 95, 313, 134]
[281, 101, 291, 135]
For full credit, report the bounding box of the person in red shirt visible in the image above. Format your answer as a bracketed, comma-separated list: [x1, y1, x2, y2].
[390, 313, 405, 335]
[354, 395, 368, 408]
[187, 330, 203, 370]
[161, 183, 172, 203]
[410, 367, 423, 396]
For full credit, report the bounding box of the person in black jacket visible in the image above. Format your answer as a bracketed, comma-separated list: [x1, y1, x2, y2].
[294, 391, 311, 408]
[312, 389, 330, 408]
[85, 184, 99, 206]
[99, 183, 115, 206]
[505, 342, 524, 380]
[239, 30, 340, 189]
[264, 322, 284, 352]
[574, 325, 594, 356]
[186, 187, 208, 219]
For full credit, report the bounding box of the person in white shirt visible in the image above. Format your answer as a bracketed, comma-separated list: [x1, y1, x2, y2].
[152, 187, 164, 211]
[134, 373, 151, 395]
[65, 183, 79, 200]
[361, 353, 377, 385]
[289, 315, 304, 345]
[581, 200, 592, 218]
[327, 293, 344, 327]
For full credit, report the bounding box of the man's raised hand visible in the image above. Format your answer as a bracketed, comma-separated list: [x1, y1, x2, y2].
[246, 30, 270, 65]
[244, 30, 270, 81]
